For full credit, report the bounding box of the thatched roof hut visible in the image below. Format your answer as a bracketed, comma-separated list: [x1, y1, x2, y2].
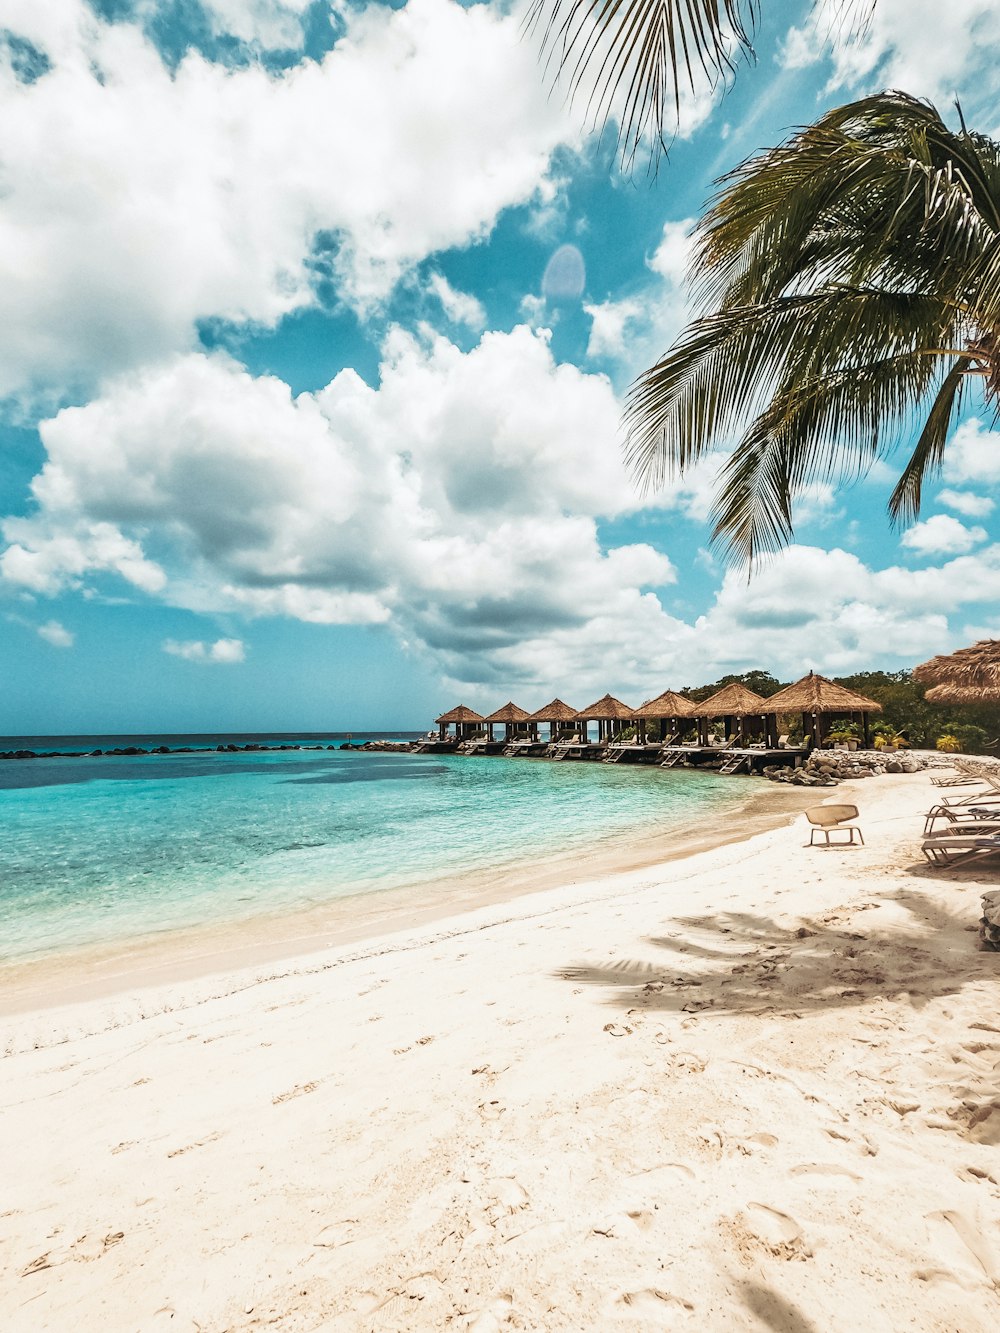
[484, 701, 534, 740]
[764, 672, 881, 715]
[485, 702, 531, 724]
[434, 704, 485, 741]
[764, 672, 881, 747]
[527, 698, 578, 740]
[575, 694, 636, 721]
[575, 693, 636, 743]
[693, 683, 767, 717]
[689, 683, 769, 746]
[435, 705, 485, 725]
[527, 698, 578, 722]
[914, 640, 1000, 704]
[635, 690, 696, 719]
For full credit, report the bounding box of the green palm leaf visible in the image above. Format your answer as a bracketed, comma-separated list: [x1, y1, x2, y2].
[625, 91, 1000, 563]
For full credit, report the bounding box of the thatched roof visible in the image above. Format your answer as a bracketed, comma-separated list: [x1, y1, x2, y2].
[575, 693, 636, 720]
[435, 704, 485, 724]
[693, 683, 768, 718]
[484, 701, 531, 724]
[527, 698, 578, 722]
[764, 672, 882, 714]
[914, 640, 1000, 703]
[635, 689, 697, 719]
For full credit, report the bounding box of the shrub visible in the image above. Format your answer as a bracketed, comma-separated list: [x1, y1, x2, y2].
[942, 723, 991, 754]
[936, 734, 961, 752]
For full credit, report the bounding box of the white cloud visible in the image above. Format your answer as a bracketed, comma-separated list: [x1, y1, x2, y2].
[941, 418, 1000, 487]
[584, 219, 695, 373]
[36, 618, 74, 648]
[647, 219, 694, 287]
[164, 637, 246, 664]
[584, 297, 643, 359]
[938, 488, 996, 518]
[901, 513, 988, 556]
[0, 0, 582, 397]
[7, 321, 1000, 698]
[781, 0, 1000, 105]
[0, 328, 671, 688]
[198, 0, 313, 49]
[426, 274, 486, 330]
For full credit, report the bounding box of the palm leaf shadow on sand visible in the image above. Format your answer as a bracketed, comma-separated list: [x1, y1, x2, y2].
[738, 1280, 818, 1333]
[556, 889, 986, 1019]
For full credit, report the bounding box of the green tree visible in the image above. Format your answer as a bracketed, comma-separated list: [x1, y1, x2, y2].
[623, 92, 1000, 563]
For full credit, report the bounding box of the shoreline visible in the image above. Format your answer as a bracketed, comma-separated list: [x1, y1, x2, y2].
[5, 771, 1000, 1331]
[0, 779, 814, 1017]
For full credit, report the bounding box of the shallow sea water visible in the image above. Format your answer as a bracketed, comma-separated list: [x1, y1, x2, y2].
[0, 734, 745, 964]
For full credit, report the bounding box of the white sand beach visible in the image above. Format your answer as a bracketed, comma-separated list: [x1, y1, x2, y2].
[3, 771, 1000, 1332]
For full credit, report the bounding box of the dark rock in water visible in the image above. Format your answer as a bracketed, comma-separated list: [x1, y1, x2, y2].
[89, 749, 103, 756]
[327, 745, 337, 749]
[13, 749, 37, 759]
[154, 745, 170, 754]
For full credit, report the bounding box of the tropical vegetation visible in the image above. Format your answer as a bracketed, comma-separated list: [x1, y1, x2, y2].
[622, 91, 1000, 563]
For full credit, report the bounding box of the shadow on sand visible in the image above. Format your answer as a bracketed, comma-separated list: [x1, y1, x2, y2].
[555, 886, 988, 1020]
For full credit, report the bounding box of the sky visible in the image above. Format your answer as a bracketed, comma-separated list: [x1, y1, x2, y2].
[1, 0, 999, 733]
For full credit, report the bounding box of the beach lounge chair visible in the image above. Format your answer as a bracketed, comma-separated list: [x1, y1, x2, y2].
[923, 804, 1000, 835]
[922, 830, 1000, 866]
[805, 804, 864, 847]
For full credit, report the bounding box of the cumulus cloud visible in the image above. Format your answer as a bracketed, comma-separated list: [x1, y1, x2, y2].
[5, 320, 999, 699]
[164, 637, 246, 664]
[937, 488, 995, 518]
[584, 219, 695, 374]
[36, 618, 74, 648]
[198, 0, 314, 49]
[781, 0, 1000, 104]
[426, 274, 487, 330]
[0, 327, 673, 688]
[0, 0, 581, 397]
[901, 513, 988, 556]
[941, 418, 1000, 487]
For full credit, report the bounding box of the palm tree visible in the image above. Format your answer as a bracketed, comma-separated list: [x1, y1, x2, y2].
[526, 1, 871, 168]
[623, 91, 1000, 564]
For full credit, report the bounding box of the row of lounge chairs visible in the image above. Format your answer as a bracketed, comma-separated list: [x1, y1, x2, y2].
[922, 759, 1000, 866]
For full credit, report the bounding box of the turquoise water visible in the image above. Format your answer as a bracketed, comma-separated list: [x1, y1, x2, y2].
[0, 737, 744, 965]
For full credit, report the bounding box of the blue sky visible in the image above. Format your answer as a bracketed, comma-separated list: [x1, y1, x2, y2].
[1, 0, 999, 733]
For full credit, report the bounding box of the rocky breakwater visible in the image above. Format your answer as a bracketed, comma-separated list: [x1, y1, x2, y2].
[764, 748, 927, 787]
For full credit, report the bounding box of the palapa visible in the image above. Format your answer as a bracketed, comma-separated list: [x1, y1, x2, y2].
[642, 687, 698, 719]
[763, 672, 882, 715]
[434, 704, 485, 725]
[914, 640, 1000, 704]
[575, 693, 637, 721]
[484, 701, 532, 723]
[635, 689, 697, 719]
[527, 698, 578, 722]
[693, 683, 768, 718]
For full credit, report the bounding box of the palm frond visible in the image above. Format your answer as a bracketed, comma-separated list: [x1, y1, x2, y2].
[888, 358, 972, 525]
[524, 0, 759, 168]
[623, 89, 1000, 564]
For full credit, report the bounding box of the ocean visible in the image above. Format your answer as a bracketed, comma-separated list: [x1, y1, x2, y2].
[0, 733, 746, 967]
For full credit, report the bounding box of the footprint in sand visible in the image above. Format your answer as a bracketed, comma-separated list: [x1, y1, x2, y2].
[790, 1163, 861, 1184]
[617, 1288, 694, 1317]
[921, 1209, 1000, 1288]
[739, 1203, 812, 1260]
[272, 1080, 320, 1104]
[166, 1130, 223, 1158]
